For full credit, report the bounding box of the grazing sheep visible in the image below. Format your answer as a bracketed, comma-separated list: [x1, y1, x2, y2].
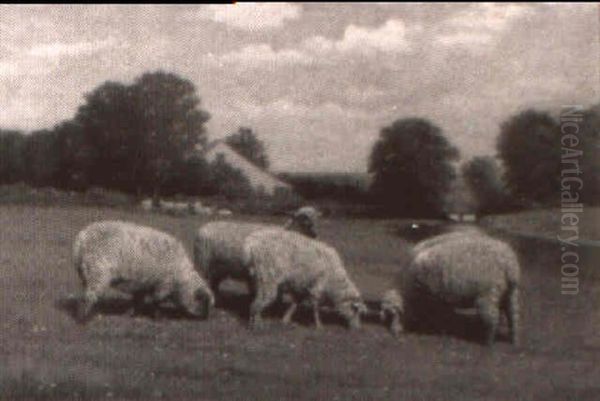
[193, 210, 320, 298]
[244, 229, 367, 329]
[390, 232, 520, 345]
[73, 220, 214, 323]
[411, 225, 483, 253]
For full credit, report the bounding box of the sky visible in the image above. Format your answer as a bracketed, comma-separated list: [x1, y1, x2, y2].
[0, 3, 598, 172]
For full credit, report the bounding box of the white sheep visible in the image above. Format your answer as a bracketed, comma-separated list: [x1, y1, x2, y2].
[389, 232, 520, 345]
[243, 228, 367, 329]
[140, 198, 153, 212]
[217, 208, 233, 217]
[193, 210, 320, 298]
[73, 220, 214, 323]
[411, 225, 483, 254]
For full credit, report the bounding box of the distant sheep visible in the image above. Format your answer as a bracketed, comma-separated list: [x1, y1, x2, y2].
[389, 232, 520, 345]
[191, 201, 214, 216]
[283, 206, 320, 239]
[160, 201, 189, 216]
[140, 198, 153, 212]
[244, 229, 367, 329]
[193, 208, 320, 298]
[73, 220, 214, 323]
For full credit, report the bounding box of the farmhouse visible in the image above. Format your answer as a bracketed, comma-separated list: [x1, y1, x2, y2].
[202, 140, 293, 197]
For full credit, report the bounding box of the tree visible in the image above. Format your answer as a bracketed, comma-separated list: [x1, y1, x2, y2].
[74, 71, 211, 198]
[22, 129, 61, 187]
[0, 130, 26, 184]
[462, 156, 511, 214]
[368, 118, 459, 217]
[225, 127, 269, 170]
[133, 71, 211, 199]
[577, 104, 600, 204]
[497, 109, 560, 205]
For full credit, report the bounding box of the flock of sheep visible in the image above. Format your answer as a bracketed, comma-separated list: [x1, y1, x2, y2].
[73, 206, 521, 346]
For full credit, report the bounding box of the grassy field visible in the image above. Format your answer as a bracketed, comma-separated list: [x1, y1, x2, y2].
[480, 207, 600, 242]
[1, 205, 599, 400]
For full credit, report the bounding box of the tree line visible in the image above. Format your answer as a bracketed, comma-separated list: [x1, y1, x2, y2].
[0, 69, 598, 216]
[0, 71, 270, 203]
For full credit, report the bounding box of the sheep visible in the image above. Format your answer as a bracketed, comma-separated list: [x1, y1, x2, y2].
[411, 225, 483, 254]
[217, 208, 233, 217]
[243, 228, 367, 330]
[283, 206, 320, 239]
[193, 208, 320, 298]
[73, 220, 214, 323]
[388, 232, 520, 345]
[140, 198, 153, 212]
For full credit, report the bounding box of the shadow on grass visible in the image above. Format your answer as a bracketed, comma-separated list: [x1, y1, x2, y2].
[55, 295, 202, 322]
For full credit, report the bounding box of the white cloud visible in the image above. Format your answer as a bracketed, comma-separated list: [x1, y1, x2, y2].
[213, 43, 313, 67]
[304, 19, 413, 55]
[27, 38, 118, 58]
[206, 3, 301, 31]
[437, 3, 532, 47]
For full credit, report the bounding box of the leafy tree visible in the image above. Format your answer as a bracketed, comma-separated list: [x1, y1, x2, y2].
[0, 130, 26, 184]
[368, 118, 459, 217]
[22, 129, 61, 187]
[225, 127, 269, 170]
[577, 104, 600, 204]
[462, 156, 511, 214]
[52, 121, 92, 190]
[74, 71, 211, 198]
[497, 109, 560, 205]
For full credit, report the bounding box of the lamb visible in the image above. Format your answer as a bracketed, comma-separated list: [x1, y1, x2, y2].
[73, 220, 214, 323]
[193, 207, 320, 298]
[386, 232, 520, 345]
[243, 229, 367, 329]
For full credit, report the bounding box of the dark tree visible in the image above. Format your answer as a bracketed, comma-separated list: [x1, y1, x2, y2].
[0, 130, 26, 184]
[462, 156, 511, 214]
[497, 109, 560, 205]
[52, 121, 92, 190]
[225, 127, 269, 170]
[368, 118, 459, 217]
[74, 71, 211, 198]
[22, 129, 61, 187]
[577, 104, 600, 205]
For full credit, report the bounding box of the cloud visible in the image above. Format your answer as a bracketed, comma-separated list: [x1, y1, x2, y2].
[436, 3, 532, 47]
[212, 43, 313, 67]
[304, 19, 413, 54]
[206, 3, 301, 31]
[27, 38, 118, 58]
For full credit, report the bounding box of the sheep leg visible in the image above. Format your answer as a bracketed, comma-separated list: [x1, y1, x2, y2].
[282, 301, 298, 325]
[390, 312, 404, 337]
[504, 287, 520, 346]
[311, 300, 322, 329]
[476, 294, 500, 346]
[77, 290, 98, 324]
[249, 286, 277, 329]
